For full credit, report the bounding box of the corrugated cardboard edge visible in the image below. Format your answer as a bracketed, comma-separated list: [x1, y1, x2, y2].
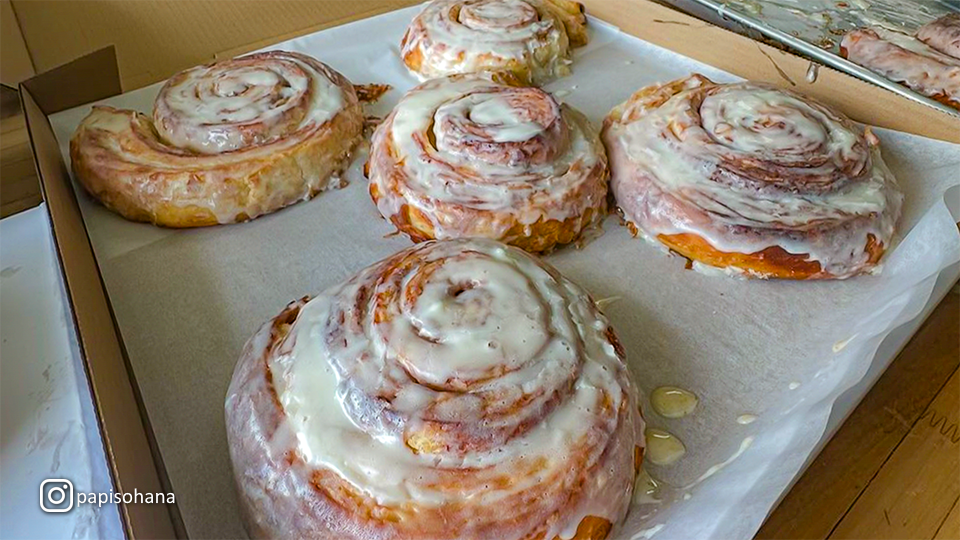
[20, 47, 181, 540]
[17, 2, 959, 539]
[1, 0, 34, 87]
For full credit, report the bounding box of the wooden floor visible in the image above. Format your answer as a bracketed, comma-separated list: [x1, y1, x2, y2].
[1, 86, 957, 539]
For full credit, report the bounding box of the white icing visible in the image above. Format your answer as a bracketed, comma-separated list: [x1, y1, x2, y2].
[369, 75, 607, 244]
[267, 239, 644, 537]
[605, 76, 903, 278]
[154, 51, 345, 154]
[401, 0, 575, 84]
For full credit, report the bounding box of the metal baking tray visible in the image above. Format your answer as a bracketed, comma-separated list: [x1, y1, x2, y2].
[663, 0, 960, 118]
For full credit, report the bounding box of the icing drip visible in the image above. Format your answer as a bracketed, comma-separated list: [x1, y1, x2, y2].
[263, 239, 644, 539]
[368, 74, 608, 247]
[650, 386, 698, 419]
[603, 75, 902, 278]
[400, 0, 585, 84]
[154, 51, 344, 154]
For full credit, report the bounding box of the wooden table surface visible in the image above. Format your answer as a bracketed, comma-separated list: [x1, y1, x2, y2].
[1, 86, 957, 540]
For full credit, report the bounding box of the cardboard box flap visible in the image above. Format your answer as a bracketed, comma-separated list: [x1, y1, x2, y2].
[21, 46, 121, 116]
[1, 0, 34, 87]
[19, 48, 179, 539]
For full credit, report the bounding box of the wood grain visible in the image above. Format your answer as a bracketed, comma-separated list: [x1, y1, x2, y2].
[831, 369, 959, 539]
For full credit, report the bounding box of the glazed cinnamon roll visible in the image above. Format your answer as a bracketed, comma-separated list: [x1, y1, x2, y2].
[840, 26, 960, 110]
[225, 238, 645, 540]
[70, 51, 363, 227]
[367, 73, 608, 253]
[400, 0, 588, 85]
[603, 75, 903, 280]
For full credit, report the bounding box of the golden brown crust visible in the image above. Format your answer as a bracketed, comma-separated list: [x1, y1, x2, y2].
[369, 189, 606, 253]
[654, 231, 885, 280]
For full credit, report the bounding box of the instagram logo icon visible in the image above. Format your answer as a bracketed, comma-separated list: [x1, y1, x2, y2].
[40, 479, 74, 513]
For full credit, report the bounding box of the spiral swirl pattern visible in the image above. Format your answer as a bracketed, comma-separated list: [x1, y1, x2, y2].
[603, 75, 902, 279]
[70, 51, 363, 227]
[225, 238, 644, 540]
[368, 74, 608, 253]
[400, 0, 589, 85]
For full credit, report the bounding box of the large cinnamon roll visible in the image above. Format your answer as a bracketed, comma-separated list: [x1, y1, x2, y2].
[367, 73, 608, 253]
[225, 238, 645, 540]
[603, 75, 903, 280]
[400, 0, 588, 85]
[70, 51, 363, 227]
[840, 26, 960, 110]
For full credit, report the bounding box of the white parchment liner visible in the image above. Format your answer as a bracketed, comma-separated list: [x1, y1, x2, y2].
[48, 6, 960, 539]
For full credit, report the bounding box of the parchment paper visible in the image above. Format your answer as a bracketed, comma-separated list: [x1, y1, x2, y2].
[48, 6, 960, 539]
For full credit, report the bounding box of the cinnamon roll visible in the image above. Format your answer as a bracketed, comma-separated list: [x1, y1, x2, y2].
[400, 0, 588, 85]
[224, 238, 645, 540]
[367, 73, 608, 253]
[70, 51, 363, 227]
[603, 75, 903, 280]
[840, 26, 960, 110]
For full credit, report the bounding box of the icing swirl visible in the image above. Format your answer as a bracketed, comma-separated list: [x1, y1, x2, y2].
[154, 51, 346, 154]
[400, 0, 588, 85]
[368, 74, 608, 253]
[603, 75, 902, 279]
[225, 239, 644, 540]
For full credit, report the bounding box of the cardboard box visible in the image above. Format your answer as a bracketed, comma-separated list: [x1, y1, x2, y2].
[17, 1, 959, 538]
